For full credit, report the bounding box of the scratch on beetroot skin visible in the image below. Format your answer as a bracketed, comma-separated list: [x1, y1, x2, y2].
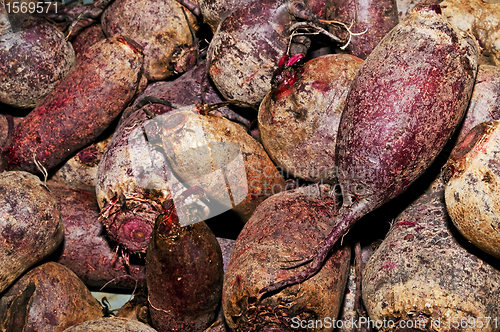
[238, 61, 274, 87]
[380, 261, 397, 270]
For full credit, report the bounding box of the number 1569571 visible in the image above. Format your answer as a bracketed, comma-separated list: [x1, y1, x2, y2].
[4, 1, 57, 14]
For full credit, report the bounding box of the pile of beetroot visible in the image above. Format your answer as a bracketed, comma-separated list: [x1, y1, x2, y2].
[1, 0, 500, 330]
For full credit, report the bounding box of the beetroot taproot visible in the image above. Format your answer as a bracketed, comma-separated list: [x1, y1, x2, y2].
[2, 36, 143, 174]
[260, 6, 479, 296]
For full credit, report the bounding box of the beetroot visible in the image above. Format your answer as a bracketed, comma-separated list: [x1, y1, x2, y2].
[156, 106, 286, 222]
[0, 171, 64, 293]
[363, 174, 500, 331]
[146, 208, 223, 331]
[96, 107, 210, 253]
[207, 0, 323, 107]
[101, 0, 199, 81]
[259, 6, 479, 296]
[456, 64, 500, 143]
[444, 121, 500, 259]
[48, 182, 146, 290]
[258, 53, 363, 184]
[223, 185, 350, 332]
[0, 3, 75, 108]
[325, 0, 399, 59]
[0, 262, 103, 332]
[2, 36, 143, 174]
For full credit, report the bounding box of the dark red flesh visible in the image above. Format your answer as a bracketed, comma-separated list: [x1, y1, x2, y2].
[259, 8, 478, 297]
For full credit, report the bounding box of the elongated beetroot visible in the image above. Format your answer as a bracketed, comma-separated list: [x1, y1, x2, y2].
[0, 4, 75, 108]
[326, 0, 399, 59]
[146, 208, 223, 331]
[260, 6, 479, 296]
[223, 185, 350, 332]
[48, 182, 146, 290]
[2, 36, 143, 174]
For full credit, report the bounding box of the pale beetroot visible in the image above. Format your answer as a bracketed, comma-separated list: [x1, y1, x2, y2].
[258, 53, 363, 184]
[260, 6, 479, 296]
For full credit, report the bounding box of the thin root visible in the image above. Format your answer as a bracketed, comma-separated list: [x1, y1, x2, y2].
[318, 19, 368, 50]
[33, 155, 49, 189]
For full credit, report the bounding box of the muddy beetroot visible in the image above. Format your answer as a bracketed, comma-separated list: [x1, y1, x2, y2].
[259, 6, 479, 296]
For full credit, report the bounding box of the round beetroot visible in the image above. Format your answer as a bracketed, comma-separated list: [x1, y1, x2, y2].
[258, 53, 363, 184]
[0, 6, 75, 108]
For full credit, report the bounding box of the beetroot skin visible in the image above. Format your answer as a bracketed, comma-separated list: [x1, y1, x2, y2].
[260, 6, 479, 295]
[2, 36, 143, 174]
